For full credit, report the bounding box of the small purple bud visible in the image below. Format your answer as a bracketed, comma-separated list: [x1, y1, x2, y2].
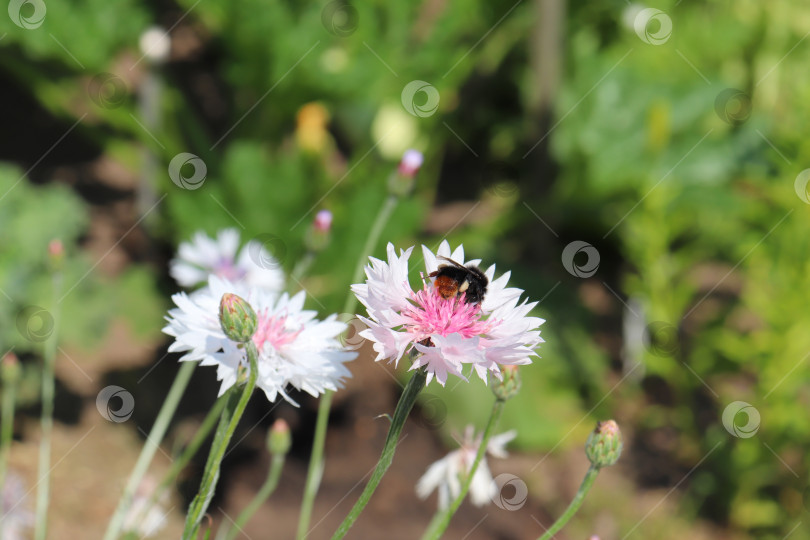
[398, 149, 424, 178]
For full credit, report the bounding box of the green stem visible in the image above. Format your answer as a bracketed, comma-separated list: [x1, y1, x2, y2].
[289, 251, 316, 286]
[421, 398, 506, 540]
[130, 392, 229, 528]
[0, 359, 18, 501]
[34, 270, 62, 540]
[296, 193, 400, 540]
[103, 360, 197, 540]
[295, 389, 331, 540]
[331, 368, 427, 539]
[537, 465, 601, 540]
[221, 453, 285, 540]
[182, 343, 259, 539]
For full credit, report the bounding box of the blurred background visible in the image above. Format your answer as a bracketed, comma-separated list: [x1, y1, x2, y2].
[1, 0, 808, 538]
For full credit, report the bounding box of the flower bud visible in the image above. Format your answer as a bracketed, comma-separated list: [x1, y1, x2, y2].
[398, 149, 424, 178]
[388, 149, 423, 197]
[490, 365, 521, 401]
[48, 239, 64, 271]
[585, 420, 623, 468]
[1, 353, 21, 384]
[219, 293, 257, 343]
[305, 209, 333, 252]
[267, 419, 291, 456]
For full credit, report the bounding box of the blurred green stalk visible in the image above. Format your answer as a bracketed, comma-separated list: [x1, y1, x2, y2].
[0, 354, 19, 508]
[129, 390, 229, 529]
[103, 360, 196, 540]
[296, 194, 400, 540]
[34, 265, 62, 540]
[182, 343, 259, 539]
[421, 397, 506, 540]
[219, 450, 285, 540]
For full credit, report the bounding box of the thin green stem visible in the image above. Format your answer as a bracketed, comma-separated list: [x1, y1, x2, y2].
[296, 193, 400, 540]
[0, 359, 18, 499]
[34, 270, 62, 540]
[421, 398, 506, 540]
[295, 389, 331, 540]
[537, 465, 601, 540]
[131, 392, 229, 527]
[221, 453, 285, 540]
[332, 368, 427, 539]
[289, 252, 316, 285]
[182, 343, 259, 540]
[103, 360, 197, 540]
[347, 195, 399, 296]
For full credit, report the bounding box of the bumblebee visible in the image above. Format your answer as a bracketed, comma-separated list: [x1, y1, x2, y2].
[428, 256, 488, 304]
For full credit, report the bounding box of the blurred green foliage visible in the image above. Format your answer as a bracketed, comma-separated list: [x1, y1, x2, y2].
[2, 0, 809, 537]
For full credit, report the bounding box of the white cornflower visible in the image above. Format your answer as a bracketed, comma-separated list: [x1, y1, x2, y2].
[351, 241, 544, 385]
[0, 471, 33, 540]
[163, 276, 355, 405]
[416, 426, 516, 509]
[169, 229, 285, 291]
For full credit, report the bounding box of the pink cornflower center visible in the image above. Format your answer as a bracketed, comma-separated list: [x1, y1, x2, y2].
[402, 284, 493, 343]
[214, 257, 247, 282]
[252, 310, 300, 353]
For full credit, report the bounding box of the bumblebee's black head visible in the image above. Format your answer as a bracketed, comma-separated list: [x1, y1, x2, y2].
[429, 257, 489, 304]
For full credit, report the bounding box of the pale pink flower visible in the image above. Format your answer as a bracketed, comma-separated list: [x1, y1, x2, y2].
[164, 276, 355, 404]
[416, 426, 516, 509]
[170, 229, 284, 291]
[352, 241, 544, 385]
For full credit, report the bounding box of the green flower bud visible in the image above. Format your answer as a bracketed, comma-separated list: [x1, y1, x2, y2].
[491, 365, 521, 401]
[267, 419, 292, 456]
[219, 293, 257, 343]
[585, 420, 623, 468]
